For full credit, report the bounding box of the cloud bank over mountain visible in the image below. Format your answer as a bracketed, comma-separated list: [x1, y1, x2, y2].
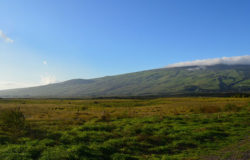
[167, 55, 250, 68]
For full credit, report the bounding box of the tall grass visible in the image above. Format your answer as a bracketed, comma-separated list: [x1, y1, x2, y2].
[0, 98, 249, 159]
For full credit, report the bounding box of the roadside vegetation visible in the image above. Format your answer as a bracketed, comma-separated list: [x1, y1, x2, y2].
[0, 98, 249, 160]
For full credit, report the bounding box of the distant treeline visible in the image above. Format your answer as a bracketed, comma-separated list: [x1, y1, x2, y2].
[92, 92, 250, 99]
[1, 92, 249, 100]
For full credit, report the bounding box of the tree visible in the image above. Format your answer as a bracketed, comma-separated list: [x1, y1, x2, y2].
[0, 107, 27, 139]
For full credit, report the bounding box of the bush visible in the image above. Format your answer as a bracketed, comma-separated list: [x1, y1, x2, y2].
[99, 111, 111, 121]
[111, 153, 138, 160]
[0, 145, 33, 160]
[224, 104, 241, 112]
[194, 130, 229, 143]
[198, 105, 221, 113]
[0, 108, 27, 138]
[0, 135, 10, 144]
[172, 140, 197, 151]
[40, 146, 69, 160]
[68, 144, 102, 160]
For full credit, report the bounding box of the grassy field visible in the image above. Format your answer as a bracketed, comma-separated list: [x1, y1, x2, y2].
[0, 97, 249, 160]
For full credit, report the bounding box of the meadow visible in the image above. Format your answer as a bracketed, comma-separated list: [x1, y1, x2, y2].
[0, 97, 249, 160]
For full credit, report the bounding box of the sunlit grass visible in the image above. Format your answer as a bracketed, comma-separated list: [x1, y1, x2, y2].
[0, 97, 249, 159]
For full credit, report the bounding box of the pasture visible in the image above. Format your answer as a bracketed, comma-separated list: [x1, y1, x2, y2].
[0, 97, 249, 159]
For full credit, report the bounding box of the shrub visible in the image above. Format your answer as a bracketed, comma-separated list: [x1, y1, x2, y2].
[172, 140, 197, 151]
[194, 130, 229, 143]
[0, 108, 27, 138]
[0, 135, 10, 144]
[198, 105, 221, 113]
[0, 145, 33, 160]
[39, 138, 57, 147]
[68, 144, 102, 160]
[99, 138, 124, 154]
[40, 146, 69, 160]
[60, 132, 75, 144]
[26, 144, 44, 160]
[111, 153, 138, 160]
[224, 104, 241, 112]
[99, 111, 111, 121]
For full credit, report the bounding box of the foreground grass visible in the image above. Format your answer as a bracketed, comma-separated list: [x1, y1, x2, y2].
[0, 98, 249, 160]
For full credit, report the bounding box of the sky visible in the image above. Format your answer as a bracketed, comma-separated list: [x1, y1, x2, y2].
[0, 0, 250, 90]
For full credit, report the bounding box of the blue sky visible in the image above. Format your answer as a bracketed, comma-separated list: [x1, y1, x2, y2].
[0, 0, 250, 89]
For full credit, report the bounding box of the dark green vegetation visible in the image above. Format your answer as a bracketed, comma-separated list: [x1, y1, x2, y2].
[0, 98, 249, 160]
[0, 65, 250, 98]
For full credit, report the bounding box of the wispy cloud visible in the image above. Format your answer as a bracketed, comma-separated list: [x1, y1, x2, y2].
[0, 81, 38, 90]
[0, 74, 57, 90]
[166, 55, 250, 68]
[43, 61, 47, 65]
[40, 74, 57, 85]
[0, 30, 14, 43]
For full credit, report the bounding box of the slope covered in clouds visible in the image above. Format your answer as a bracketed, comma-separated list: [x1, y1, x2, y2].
[167, 55, 250, 68]
[0, 64, 250, 98]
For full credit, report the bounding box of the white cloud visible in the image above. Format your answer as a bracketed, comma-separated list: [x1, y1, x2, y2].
[0, 75, 57, 90]
[166, 55, 250, 68]
[0, 81, 38, 90]
[40, 75, 57, 85]
[43, 61, 47, 65]
[0, 30, 14, 43]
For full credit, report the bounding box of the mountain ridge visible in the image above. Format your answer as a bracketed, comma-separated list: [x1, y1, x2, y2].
[0, 64, 250, 98]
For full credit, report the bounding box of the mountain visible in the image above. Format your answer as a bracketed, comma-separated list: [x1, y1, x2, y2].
[0, 64, 250, 98]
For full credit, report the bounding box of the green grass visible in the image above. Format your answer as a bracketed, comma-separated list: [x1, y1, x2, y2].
[0, 98, 249, 160]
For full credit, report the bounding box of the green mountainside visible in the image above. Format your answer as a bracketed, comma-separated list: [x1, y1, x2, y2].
[0, 64, 250, 98]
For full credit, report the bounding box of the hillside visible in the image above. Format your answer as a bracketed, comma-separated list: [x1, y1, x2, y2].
[0, 64, 250, 98]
